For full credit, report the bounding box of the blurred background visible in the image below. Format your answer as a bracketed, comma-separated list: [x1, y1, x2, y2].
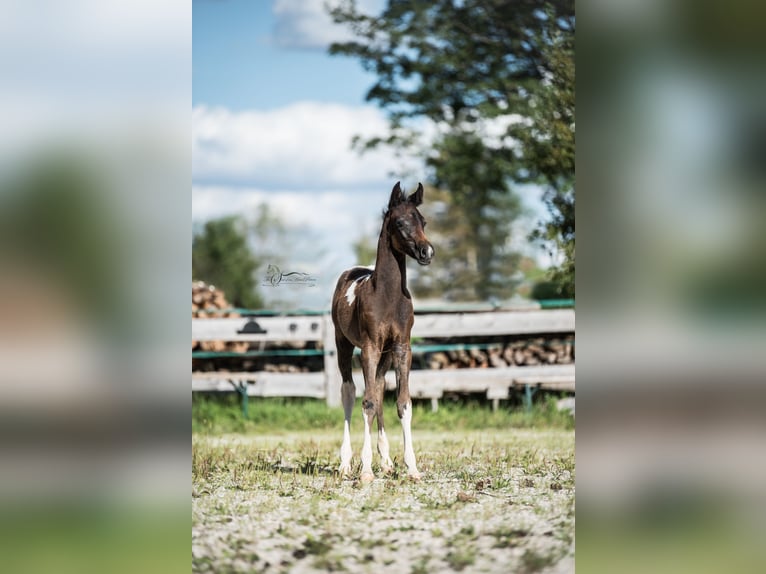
[2, 0, 765, 571]
[577, 0, 766, 572]
[0, 0, 190, 572]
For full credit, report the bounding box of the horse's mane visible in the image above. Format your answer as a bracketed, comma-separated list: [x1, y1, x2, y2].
[347, 267, 373, 282]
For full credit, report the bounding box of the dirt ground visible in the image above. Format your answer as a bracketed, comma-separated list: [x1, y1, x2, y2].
[192, 429, 574, 573]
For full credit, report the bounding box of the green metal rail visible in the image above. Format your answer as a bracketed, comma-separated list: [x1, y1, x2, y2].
[194, 299, 575, 316]
[192, 339, 575, 360]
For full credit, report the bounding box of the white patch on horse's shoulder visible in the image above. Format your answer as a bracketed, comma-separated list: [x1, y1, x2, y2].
[345, 281, 357, 305]
[345, 272, 372, 305]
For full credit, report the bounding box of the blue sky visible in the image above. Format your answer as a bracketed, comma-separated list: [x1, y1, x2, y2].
[193, 0, 377, 110]
[192, 0, 547, 309]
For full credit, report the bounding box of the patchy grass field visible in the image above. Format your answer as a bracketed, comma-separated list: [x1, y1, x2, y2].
[192, 398, 574, 573]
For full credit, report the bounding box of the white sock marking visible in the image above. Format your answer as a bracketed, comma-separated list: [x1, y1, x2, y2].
[339, 381, 355, 475]
[377, 428, 393, 469]
[361, 410, 373, 477]
[400, 402, 419, 477]
[339, 419, 352, 473]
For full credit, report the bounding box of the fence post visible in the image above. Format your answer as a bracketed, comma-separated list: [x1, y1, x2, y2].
[323, 313, 341, 407]
[237, 382, 249, 419]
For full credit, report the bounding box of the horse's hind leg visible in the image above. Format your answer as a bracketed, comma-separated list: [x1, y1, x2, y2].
[393, 342, 421, 481]
[337, 335, 355, 477]
[360, 345, 382, 483]
[375, 353, 394, 474]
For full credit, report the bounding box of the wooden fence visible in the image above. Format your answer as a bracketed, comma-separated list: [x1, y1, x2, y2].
[192, 307, 575, 411]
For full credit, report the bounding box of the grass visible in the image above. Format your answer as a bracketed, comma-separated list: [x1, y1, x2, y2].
[193, 422, 574, 573]
[192, 394, 574, 435]
[192, 394, 574, 573]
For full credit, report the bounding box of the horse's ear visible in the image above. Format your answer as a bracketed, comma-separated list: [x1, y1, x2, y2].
[408, 182, 424, 206]
[388, 181, 404, 209]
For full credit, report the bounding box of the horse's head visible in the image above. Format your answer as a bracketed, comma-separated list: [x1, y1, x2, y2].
[386, 181, 434, 266]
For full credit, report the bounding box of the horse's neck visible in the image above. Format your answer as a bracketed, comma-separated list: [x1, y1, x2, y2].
[373, 225, 409, 297]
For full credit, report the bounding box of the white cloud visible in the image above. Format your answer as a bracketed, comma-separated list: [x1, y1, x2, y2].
[193, 184, 390, 309]
[192, 184, 383, 232]
[192, 99, 431, 306]
[193, 102, 421, 189]
[271, 0, 384, 49]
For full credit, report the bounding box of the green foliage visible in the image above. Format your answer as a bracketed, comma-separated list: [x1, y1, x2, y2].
[531, 279, 568, 300]
[192, 216, 263, 309]
[516, 10, 575, 297]
[329, 0, 573, 126]
[329, 0, 575, 298]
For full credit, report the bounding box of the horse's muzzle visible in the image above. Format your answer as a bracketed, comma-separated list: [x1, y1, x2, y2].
[416, 243, 434, 265]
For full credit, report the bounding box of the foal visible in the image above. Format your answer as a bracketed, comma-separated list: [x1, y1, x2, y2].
[331, 182, 434, 482]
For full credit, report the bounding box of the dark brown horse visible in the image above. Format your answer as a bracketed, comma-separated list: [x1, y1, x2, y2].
[331, 182, 434, 482]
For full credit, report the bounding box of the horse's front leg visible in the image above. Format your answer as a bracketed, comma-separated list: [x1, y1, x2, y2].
[360, 345, 381, 483]
[393, 342, 421, 481]
[375, 353, 394, 474]
[336, 335, 356, 477]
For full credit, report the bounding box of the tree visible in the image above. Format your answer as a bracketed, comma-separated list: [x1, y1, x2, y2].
[329, 0, 575, 297]
[423, 139, 524, 300]
[512, 10, 575, 296]
[408, 185, 521, 301]
[192, 216, 263, 309]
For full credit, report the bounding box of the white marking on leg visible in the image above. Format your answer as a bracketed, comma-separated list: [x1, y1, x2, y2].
[400, 401, 421, 480]
[339, 419, 352, 475]
[360, 410, 374, 482]
[377, 428, 394, 473]
[339, 381, 355, 476]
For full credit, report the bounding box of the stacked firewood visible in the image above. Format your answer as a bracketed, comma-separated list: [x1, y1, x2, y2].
[192, 281, 239, 318]
[425, 337, 574, 370]
[193, 355, 317, 374]
[192, 281, 248, 353]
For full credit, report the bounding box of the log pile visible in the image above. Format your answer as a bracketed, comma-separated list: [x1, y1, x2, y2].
[425, 337, 574, 370]
[191, 281, 248, 353]
[192, 283, 575, 374]
[192, 281, 321, 372]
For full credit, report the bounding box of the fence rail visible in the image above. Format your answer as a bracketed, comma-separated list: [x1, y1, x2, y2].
[192, 308, 575, 410]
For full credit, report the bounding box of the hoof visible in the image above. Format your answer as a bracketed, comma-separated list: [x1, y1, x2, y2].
[380, 464, 394, 475]
[338, 464, 352, 478]
[360, 471, 375, 484]
[408, 471, 422, 483]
